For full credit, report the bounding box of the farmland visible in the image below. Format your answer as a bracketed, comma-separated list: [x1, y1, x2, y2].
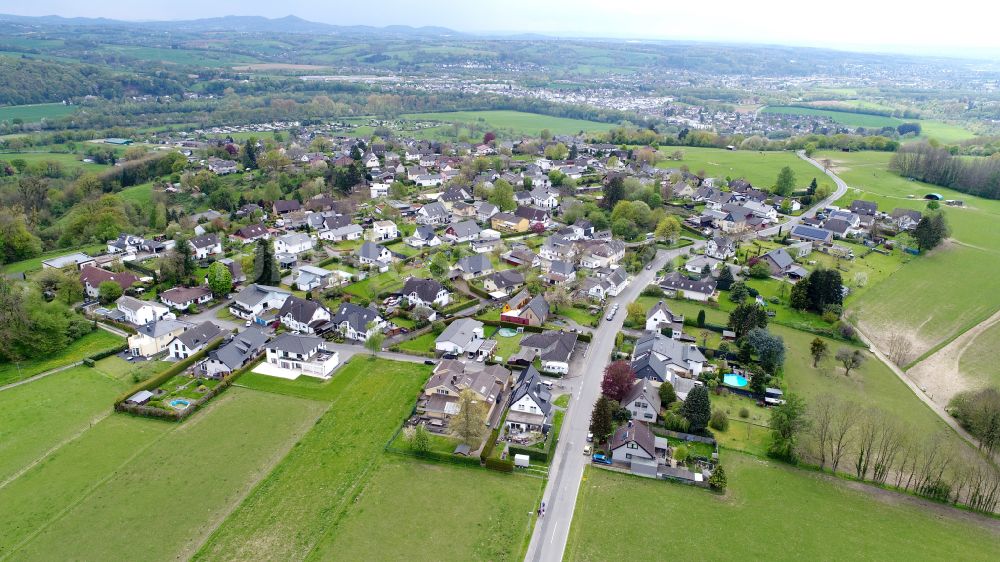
[0, 103, 76, 123]
[400, 110, 617, 137]
[0, 328, 125, 386]
[656, 147, 836, 192]
[762, 106, 975, 143]
[565, 457, 1000, 561]
[0, 150, 110, 173]
[194, 357, 433, 560]
[0, 388, 326, 560]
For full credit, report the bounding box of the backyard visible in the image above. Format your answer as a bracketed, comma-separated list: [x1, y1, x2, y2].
[565, 456, 1000, 561]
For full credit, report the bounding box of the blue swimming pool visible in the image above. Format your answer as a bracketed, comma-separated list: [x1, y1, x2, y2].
[169, 399, 191, 409]
[723, 373, 748, 388]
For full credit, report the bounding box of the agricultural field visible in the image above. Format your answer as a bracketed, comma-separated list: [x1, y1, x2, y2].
[956, 319, 1000, 392]
[565, 457, 1000, 561]
[400, 110, 617, 137]
[0, 388, 325, 560]
[0, 150, 109, 173]
[0, 103, 76, 123]
[117, 182, 155, 207]
[762, 107, 975, 143]
[656, 147, 836, 192]
[307, 457, 543, 561]
[0, 328, 125, 386]
[194, 357, 433, 560]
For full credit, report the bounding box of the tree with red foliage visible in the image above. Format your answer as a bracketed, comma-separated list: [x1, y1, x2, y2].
[483, 131, 496, 145]
[531, 222, 546, 234]
[601, 360, 636, 402]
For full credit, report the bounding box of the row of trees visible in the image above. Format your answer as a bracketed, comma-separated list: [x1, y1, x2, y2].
[891, 142, 1000, 200]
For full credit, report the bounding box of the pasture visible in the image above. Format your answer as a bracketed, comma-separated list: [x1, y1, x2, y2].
[656, 146, 836, 192]
[0, 328, 125, 386]
[957, 319, 1000, 391]
[0, 388, 325, 560]
[763, 107, 975, 143]
[565, 457, 1000, 561]
[400, 110, 617, 137]
[307, 457, 543, 561]
[0, 103, 76, 123]
[194, 357, 433, 560]
[0, 150, 109, 173]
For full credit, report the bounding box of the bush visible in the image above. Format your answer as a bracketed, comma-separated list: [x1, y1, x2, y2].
[822, 311, 839, 324]
[709, 464, 728, 490]
[82, 358, 96, 367]
[709, 410, 730, 431]
[484, 457, 514, 473]
[662, 411, 690, 432]
[739, 407, 750, 419]
[673, 445, 689, 462]
[507, 444, 549, 464]
[641, 285, 665, 298]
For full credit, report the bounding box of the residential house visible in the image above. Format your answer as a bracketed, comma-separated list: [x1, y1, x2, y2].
[189, 233, 222, 260]
[505, 365, 553, 434]
[116, 296, 171, 326]
[106, 233, 144, 257]
[850, 200, 878, 216]
[232, 224, 270, 244]
[501, 294, 549, 327]
[330, 302, 385, 341]
[633, 331, 706, 377]
[80, 265, 138, 299]
[514, 206, 550, 229]
[229, 284, 291, 321]
[758, 248, 807, 278]
[491, 212, 529, 233]
[42, 252, 95, 270]
[274, 233, 314, 255]
[790, 224, 834, 244]
[502, 289, 532, 313]
[417, 360, 511, 427]
[295, 265, 337, 291]
[517, 331, 578, 374]
[658, 272, 717, 302]
[371, 220, 399, 241]
[264, 333, 340, 379]
[200, 327, 269, 378]
[406, 225, 442, 248]
[218, 257, 245, 284]
[705, 236, 736, 260]
[476, 202, 499, 222]
[357, 241, 393, 268]
[207, 157, 239, 175]
[401, 277, 451, 308]
[454, 254, 493, 279]
[278, 296, 332, 334]
[503, 246, 540, 268]
[483, 270, 525, 296]
[623, 379, 661, 422]
[168, 321, 223, 360]
[128, 318, 191, 357]
[645, 300, 684, 335]
[160, 286, 213, 310]
[444, 220, 481, 243]
[684, 255, 721, 275]
[610, 421, 658, 476]
[542, 260, 576, 286]
[891, 208, 922, 231]
[451, 201, 477, 219]
[435, 318, 485, 356]
[577, 239, 626, 269]
[272, 199, 301, 215]
[417, 201, 450, 225]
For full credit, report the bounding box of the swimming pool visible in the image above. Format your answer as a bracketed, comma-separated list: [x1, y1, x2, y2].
[496, 328, 519, 338]
[169, 399, 191, 410]
[723, 373, 748, 388]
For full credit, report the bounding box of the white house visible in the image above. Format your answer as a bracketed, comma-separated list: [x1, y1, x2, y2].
[274, 233, 314, 255]
[262, 333, 340, 379]
[116, 296, 171, 326]
[407, 225, 441, 248]
[370, 182, 390, 198]
[704, 236, 736, 260]
[435, 318, 484, 355]
[645, 300, 684, 336]
[295, 265, 337, 292]
[330, 302, 385, 341]
[357, 241, 392, 266]
[229, 284, 292, 321]
[623, 379, 661, 423]
[168, 321, 223, 360]
[371, 220, 399, 241]
[277, 296, 332, 334]
[189, 233, 222, 260]
[400, 277, 451, 308]
[505, 365, 553, 434]
[610, 421, 657, 468]
[160, 286, 213, 310]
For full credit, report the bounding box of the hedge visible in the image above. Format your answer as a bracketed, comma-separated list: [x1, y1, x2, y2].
[467, 283, 493, 299]
[480, 319, 545, 333]
[441, 298, 478, 316]
[113, 336, 225, 404]
[507, 444, 549, 464]
[90, 343, 128, 361]
[484, 457, 515, 473]
[97, 319, 138, 335]
[480, 423, 504, 461]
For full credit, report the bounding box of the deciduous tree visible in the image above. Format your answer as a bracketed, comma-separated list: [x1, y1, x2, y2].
[451, 389, 488, 447]
[601, 360, 636, 402]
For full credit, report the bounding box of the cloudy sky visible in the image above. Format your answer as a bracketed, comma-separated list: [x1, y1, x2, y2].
[3, 0, 997, 56]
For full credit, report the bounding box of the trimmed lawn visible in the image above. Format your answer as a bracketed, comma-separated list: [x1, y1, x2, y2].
[118, 182, 155, 207]
[194, 357, 433, 561]
[400, 110, 616, 136]
[0, 366, 126, 484]
[397, 330, 439, 354]
[491, 328, 525, 361]
[0, 329, 125, 386]
[343, 269, 406, 299]
[308, 456, 543, 561]
[553, 394, 570, 408]
[1, 243, 105, 274]
[566, 456, 1000, 561]
[93, 355, 169, 383]
[712, 418, 772, 457]
[555, 305, 601, 328]
[1, 388, 326, 560]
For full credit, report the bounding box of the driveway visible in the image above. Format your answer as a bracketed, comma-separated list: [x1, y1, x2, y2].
[185, 300, 241, 331]
[524, 242, 704, 562]
[758, 151, 850, 237]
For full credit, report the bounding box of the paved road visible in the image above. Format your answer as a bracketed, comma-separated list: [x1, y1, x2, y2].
[758, 151, 850, 237]
[524, 242, 704, 562]
[187, 300, 242, 331]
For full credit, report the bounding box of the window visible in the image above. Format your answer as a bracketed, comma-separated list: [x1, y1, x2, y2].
[627, 442, 637, 449]
[626, 453, 632, 460]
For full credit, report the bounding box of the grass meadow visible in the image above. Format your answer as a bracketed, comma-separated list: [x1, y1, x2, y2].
[762, 106, 975, 143]
[656, 146, 836, 192]
[0, 329, 125, 386]
[565, 457, 1000, 561]
[0, 103, 76, 123]
[400, 110, 617, 137]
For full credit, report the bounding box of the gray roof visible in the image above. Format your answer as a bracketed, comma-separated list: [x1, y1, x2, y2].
[358, 241, 388, 261]
[525, 295, 550, 323]
[610, 421, 655, 458]
[436, 318, 484, 347]
[209, 326, 269, 370]
[623, 378, 661, 413]
[508, 365, 552, 417]
[823, 218, 851, 235]
[549, 260, 575, 276]
[189, 233, 220, 249]
[277, 232, 312, 247]
[660, 272, 717, 295]
[137, 318, 190, 338]
[279, 296, 329, 324]
[790, 224, 833, 242]
[401, 277, 445, 303]
[447, 220, 481, 239]
[488, 269, 525, 289]
[332, 302, 380, 333]
[233, 284, 290, 309]
[118, 295, 165, 312]
[520, 331, 577, 362]
[420, 201, 449, 218]
[413, 225, 438, 241]
[267, 332, 323, 354]
[762, 248, 794, 271]
[174, 321, 223, 350]
[634, 332, 706, 367]
[456, 254, 492, 275]
[632, 352, 668, 382]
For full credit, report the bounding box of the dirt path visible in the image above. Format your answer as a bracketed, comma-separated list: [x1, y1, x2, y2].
[907, 308, 1000, 407]
[0, 361, 83, 393]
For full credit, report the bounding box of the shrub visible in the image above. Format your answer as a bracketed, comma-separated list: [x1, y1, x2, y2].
[641, 285, 664, 298]
[739, 407, 750, 418]
[822, 311, 839, 324]
[484, 457, 514, 473]
[673, 445, 689, 462]
[838, 322, 856, 340]
[709, 410, 729, 431]
[709, 464, 728, 490]
[662, 411, 690, 432]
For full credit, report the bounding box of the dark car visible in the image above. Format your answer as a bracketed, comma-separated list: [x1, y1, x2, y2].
[424, 359, 436, 365]
[591, 453, 612, 465]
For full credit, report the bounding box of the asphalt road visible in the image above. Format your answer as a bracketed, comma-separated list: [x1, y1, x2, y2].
[758, 151, 850, 237]
[524, 241, 704, 562]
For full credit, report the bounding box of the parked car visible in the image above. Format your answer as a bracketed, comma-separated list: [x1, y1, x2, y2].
[423, 359, 435, 365]
[587, 432, 593, 443]
[591, 453, 612, 465]
[245, 320, 252, 327]
[583, 444, 592, 455]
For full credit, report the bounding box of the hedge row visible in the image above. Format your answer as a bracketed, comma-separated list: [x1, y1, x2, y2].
[98, 318, 138, 335]
[507, 444, 549, 464]
[112, 336, 225, 404]
[90, 343, 128, 361]
[441, 298, 478, 316]
[466, 283, 493, 300]
[484, 457, 515, 472]
[480, 319, 545, 333]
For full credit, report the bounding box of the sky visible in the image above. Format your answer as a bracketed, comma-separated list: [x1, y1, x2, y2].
[3, 0, 999, 57]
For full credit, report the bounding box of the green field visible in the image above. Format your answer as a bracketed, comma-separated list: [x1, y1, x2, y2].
[656, 147, 836, 192]
[400, 110, 618, 137]
[762, 107, 975, 143]
[957, 320, 1000, 391]
[566, 457, 1000, 561]
[0, 366, 126, 484]
[118, 182, 155, 207]
[0, 388, 325, 560]
[307, 457, 542, 561]
[0, 243, 106, 274]
[0, 103, 76, 123]
[0, 329, 125, 386]
[0, 150, 109, 173]
[195, 357, 433, 560]
[397, 330, 439, 354]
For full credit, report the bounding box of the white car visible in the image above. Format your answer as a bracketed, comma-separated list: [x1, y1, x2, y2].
[583, 444, 592, 456]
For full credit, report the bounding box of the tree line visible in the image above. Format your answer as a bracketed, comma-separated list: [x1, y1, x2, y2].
[891, 141, 1000, 199]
